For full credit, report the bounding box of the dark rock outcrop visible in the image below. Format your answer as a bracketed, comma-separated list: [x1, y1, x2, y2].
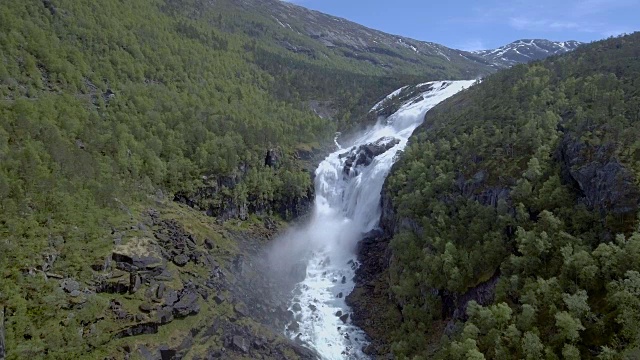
[559, 135, 640, 215]
[172, 290, 200, 318]
[114, 322, 159, 338]
[341, 137, 400, 177]
[265, 149, 279, 167]
[157, 307, 174, 325]
[346, 230, 398, 358]
[232, 335, 250, 353]
[442, 272, 500, 321]
[174, 168, 314, 221]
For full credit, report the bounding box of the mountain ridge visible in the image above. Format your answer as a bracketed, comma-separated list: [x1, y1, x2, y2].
[472, 38, 583, 67]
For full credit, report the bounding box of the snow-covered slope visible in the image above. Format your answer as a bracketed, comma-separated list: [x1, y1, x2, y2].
[473, 39, 583, 68]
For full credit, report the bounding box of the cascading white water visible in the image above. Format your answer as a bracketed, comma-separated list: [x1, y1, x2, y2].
[284, 80, 475, 359]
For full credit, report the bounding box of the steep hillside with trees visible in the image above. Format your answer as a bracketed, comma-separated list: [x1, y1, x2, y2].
[350, 32, 640, 359]
[0, 0, 495, 358]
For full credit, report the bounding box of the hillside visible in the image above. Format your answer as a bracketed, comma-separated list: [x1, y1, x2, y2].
[0, 0, 499, 358]
[199, 0, 495, 78]
[0, 0, 608, 358]
[348, 32, 640, 359]
[473, 39, 583, 68]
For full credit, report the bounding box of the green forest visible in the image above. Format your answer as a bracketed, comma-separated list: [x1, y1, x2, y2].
[0, 0, 436, 358]
[2, 0, 640, 359]
[384, 33, 640, 359]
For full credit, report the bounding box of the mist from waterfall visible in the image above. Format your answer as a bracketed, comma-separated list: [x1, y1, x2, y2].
[268, 80, 475, 359]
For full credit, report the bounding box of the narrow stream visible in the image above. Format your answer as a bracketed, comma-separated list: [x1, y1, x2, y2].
[285, 80, 475, 359]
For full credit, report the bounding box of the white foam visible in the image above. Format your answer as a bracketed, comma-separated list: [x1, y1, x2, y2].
[286, 80, 476, 359]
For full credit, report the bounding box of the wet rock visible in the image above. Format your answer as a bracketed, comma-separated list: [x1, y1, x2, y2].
[287, 320, 300, 332]
[308, 304, 317, 312]
[341, 276, 347, 284]
[342, 137, 400, 176]
[337, 292, 343, 298]
[292, 303, 302, 312]
[335, 310, 343, 317]
[253, 338, 266, 350]
[340, 313, 350, 323]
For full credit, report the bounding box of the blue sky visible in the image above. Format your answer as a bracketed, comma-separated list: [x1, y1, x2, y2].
[283, 0, 640, 50]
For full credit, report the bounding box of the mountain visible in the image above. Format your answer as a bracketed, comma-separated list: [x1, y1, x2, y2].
[0, 0, 500, 359]
[201, 0, 495, 79]
[0, 0, 619, 358]
[348, 33, 640, 359]
[473, 39, 583, 67]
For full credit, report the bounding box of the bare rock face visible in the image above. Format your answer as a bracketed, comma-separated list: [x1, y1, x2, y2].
[232, 335, 250, 353]
[341, 136, 400, 177]
[265, 149, 279, 168]
[560, 135, 640, 215]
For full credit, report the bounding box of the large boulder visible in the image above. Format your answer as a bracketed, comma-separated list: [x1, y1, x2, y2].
[172, 290, 200, 318]
[341, 137, 400, 176]
[112, 237, 164, 272]
[232, 336, 249, 353]
[61, 278, 80, 293]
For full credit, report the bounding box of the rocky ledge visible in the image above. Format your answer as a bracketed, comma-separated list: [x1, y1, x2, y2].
[340, 137, 400, 177]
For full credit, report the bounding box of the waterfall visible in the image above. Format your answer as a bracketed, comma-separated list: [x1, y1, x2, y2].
[281, 80, 475, 359]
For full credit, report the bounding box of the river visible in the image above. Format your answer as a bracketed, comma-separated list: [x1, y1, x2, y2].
[284, 80, 475, 359]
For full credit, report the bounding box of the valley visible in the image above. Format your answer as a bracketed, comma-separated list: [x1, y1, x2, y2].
[0, 0, 638, 359]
